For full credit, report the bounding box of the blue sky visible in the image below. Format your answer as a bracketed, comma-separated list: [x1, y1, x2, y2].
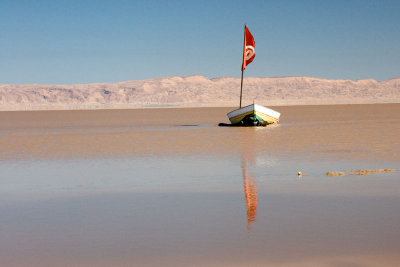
[1, 0, 399, 84]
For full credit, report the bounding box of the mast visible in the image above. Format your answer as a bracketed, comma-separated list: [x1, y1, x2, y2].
[239, 24, 246, 108]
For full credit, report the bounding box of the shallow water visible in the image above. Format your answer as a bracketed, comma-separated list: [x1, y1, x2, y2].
[0, 104, 400, 266]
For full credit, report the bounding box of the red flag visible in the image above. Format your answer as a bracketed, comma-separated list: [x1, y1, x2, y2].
[241, 25, 256, 71]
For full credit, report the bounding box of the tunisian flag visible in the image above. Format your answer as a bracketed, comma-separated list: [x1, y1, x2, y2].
[241, 25, 256, 71]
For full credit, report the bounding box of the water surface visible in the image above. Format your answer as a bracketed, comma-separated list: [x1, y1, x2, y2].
[1, 104, 399, 266]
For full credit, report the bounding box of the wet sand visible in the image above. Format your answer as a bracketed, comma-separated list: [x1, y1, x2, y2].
[0, 104, 400, 266]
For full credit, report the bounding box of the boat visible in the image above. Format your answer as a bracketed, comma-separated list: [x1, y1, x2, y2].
[228, 103, 280, 126]
[225, 24, 281, 127]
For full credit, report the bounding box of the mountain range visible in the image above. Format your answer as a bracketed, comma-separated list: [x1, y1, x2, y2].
[1, 75, 399, 110]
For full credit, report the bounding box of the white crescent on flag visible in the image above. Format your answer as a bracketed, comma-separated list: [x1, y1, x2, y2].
[245, 45, 255, 60]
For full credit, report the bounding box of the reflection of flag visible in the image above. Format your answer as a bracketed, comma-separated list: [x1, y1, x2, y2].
[244, 172, 258, 230]
[242, 25, 256, 71]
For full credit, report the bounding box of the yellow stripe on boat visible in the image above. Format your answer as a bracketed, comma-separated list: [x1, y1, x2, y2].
[256, 111, 279, 124]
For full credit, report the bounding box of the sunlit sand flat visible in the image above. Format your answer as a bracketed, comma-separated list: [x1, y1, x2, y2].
[0, 104, 399, 266]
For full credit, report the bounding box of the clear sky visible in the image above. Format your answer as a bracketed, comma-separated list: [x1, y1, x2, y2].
[1, 0, 399, 84]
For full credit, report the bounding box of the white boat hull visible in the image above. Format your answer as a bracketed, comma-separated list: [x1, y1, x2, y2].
[227, 104, 280, 126]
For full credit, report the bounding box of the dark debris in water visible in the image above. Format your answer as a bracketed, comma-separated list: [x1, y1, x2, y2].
[326, 169, 396, 176]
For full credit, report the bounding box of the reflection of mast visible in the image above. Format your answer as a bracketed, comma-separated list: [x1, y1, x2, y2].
[242, 159, 258, 230]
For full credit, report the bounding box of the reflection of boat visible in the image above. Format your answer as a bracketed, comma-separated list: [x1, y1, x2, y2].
[228, 103, 280, 126]
[226, 24, 281, 127]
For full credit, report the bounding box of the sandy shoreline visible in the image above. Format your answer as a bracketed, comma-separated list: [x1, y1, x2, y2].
[1, 99, 399, 112]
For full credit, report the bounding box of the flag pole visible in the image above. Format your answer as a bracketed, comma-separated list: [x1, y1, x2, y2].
[239, 24, 246, 108]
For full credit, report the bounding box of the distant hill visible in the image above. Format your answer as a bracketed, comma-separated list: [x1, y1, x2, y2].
[0, 75, 399, 110]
